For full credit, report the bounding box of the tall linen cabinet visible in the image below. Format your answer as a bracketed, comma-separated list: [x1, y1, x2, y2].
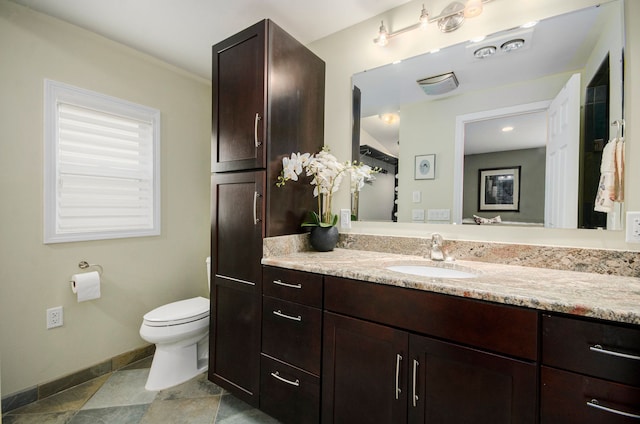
[209, 19, 325, 407]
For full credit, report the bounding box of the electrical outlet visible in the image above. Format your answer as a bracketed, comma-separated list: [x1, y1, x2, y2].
[626, 212, 640, 243]
[340, 208, 351, 229]
[47, 306, 63, 329]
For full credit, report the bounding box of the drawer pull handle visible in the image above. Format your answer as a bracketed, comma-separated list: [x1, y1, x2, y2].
[590, 344, 640, 361]
[395, 354, 403, 400]
[412, 359, 419, 407]
[254, 113, 262, 148]
[273, 310, 302, 322]
[271, 371, 300, 387]
[272, 279, 302, 289]
[587, 399, 640, 419]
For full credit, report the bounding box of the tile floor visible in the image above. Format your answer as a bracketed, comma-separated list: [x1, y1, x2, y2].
[2, 357, 282, 424]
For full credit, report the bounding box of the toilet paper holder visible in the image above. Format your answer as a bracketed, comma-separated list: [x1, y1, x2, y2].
[77, 260, 103, 275]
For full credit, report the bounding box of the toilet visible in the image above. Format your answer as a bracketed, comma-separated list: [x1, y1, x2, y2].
[139, 257, 211, 391]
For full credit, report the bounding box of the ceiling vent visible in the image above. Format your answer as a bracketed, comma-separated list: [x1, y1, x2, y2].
[417, 72, 459, 95]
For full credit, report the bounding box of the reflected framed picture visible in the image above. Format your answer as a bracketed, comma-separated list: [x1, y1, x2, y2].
[478, 166, 520, 211]
[415, 154, 435, 180]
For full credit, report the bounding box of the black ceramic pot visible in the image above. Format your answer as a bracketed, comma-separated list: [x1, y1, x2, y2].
[309, 226, 339, 252]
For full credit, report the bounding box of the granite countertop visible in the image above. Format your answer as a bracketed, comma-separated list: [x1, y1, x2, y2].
[262, 248, 640, 325]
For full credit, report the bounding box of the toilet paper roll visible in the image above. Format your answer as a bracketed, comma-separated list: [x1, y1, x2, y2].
[70, 271, 101, 302]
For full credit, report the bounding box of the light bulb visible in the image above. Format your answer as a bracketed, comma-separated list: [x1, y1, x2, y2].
[419, 4, 429, 29]
[374, 21, 389, 46]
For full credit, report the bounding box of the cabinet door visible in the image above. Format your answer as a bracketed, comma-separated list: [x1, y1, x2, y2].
[408, 334, 537, 424]
[212, 20, 266, 172]
[210, 277, 260, 406]
[209, 171, 265, 406]
[322, 312, 408, 424]
[211, 171, 265, 284]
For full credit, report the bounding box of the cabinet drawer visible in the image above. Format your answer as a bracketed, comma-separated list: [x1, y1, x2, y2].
[542, 314, 640, 386]
[324, 276, 538, 360]
[262, 296, 322, 375]
[541, 366, 640, 423]
[263, 266, 323, 307]
[260, 354, 320, 424]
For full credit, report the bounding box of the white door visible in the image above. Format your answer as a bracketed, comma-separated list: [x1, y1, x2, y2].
[545, 73, 580, 229]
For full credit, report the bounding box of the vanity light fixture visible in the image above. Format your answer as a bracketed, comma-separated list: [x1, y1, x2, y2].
[373, 0, 495, 46]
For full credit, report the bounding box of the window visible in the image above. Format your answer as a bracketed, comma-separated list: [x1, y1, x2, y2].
[44, 80, 160, 243]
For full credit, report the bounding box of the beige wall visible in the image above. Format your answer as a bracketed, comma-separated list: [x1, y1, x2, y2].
[0, 0, 211, 396]
[309, 0, 640, 250]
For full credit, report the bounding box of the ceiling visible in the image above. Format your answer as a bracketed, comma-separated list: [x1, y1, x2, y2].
[355, 5, 603, 156]
[9, 0, 412, 79]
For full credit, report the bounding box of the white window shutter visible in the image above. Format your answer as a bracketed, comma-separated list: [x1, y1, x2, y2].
[44, 80, 160, 243]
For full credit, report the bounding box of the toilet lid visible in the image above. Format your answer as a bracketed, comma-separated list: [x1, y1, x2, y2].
[143, 296, 209, 327]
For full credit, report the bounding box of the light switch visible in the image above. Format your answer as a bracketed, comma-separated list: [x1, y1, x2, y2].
[412, 209, 425, 222]
[340, 209, 351, 229]
[427, 209, 451, 221]
[412, 191, 421, 203]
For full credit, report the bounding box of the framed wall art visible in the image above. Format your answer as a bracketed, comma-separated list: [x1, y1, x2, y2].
[478, 166, 521, 211]
[415, 154, 435, 180]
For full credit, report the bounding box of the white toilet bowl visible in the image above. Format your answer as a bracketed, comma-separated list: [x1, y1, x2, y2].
[139, 258, 211, 391]
[139, 296, 210, 390]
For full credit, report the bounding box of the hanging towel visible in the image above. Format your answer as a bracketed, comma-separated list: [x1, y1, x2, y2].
[594, 138, 617, 213]
[614, 138, 625, 202]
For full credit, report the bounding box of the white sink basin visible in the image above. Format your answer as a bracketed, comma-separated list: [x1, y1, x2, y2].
[386, 265, 477, 279]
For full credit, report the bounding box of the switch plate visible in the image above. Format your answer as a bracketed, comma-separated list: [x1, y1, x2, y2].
[427, 209, 451, 221]
[412, 191, 421, 203]
[47, 306, 63, 329]
[412, 209, 425, 222]
[340, 208, 351, 229]
[626, 212, 640, 243]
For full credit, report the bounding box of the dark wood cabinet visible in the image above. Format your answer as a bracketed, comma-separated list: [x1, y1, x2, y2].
[261, 267, 324, 424]
[322, 312, 408, 424]
[209, 18, 324, 407]
[409, 334, 537, 424]
[541, 314, 640, 423]
[209, 171, 264, 404]
[322, 275, 539, 424]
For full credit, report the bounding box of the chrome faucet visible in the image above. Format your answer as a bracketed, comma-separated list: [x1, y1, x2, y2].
[430, 233, 445, 261]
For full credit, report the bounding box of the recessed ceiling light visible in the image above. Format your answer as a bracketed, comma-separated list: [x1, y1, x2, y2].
[393, 60, 402, 65]
[470, 35, 486, 43]
[473, 46, 496, 59]
[430, 48, 440, 54]
[501, 39, 525, 52]
[502, 126, 514, 132]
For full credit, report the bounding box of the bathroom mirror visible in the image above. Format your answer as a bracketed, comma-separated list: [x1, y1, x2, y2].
[352, 0, 625, 230]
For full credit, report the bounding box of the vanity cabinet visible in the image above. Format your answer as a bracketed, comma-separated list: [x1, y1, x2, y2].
[322, 275, 539, 424]
[540, 314, 640, 423]
[210, 19, 324, 407]
[260, 266, 324, 424]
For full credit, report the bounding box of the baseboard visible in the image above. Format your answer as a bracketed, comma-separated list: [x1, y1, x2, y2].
[1, 344, 155, 414]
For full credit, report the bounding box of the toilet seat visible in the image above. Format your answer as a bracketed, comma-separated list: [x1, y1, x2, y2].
[143, 296, 209, 327]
